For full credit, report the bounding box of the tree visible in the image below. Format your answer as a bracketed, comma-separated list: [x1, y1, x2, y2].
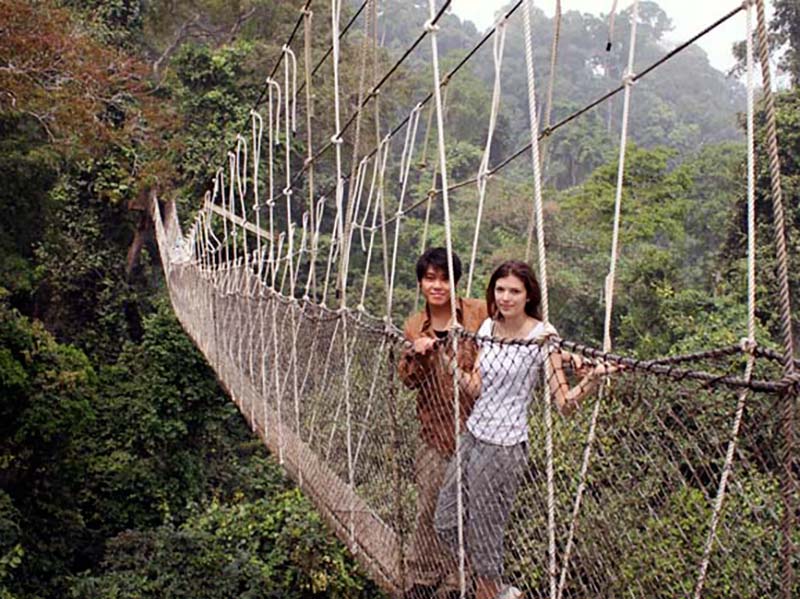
[0, 290, 97, 597]
[771, 0, 800, 85]
[0, 0, 171, 159]
[69, 493, 379, 599]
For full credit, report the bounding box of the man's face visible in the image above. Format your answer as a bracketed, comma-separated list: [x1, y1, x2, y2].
[420, 266, 453, 308]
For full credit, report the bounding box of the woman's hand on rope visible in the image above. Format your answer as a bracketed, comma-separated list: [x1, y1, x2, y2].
[567, 352, 589, 377]
[567, 361, 622, 410]
[551, 351, 622, 416]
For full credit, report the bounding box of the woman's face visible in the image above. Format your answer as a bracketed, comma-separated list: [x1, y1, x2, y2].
[494, 274, 528, 320]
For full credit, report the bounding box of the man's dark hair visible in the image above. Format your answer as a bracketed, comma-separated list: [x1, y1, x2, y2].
[415, 247, 462, 284]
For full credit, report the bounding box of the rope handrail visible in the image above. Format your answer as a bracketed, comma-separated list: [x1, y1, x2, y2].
[350, 0, 751, 231]
[288, 0, 523, 193]
[296, 0, 371, 97]
[554, 339, 785, 394]
[255, 1, 314, 107]
[183, 222, 792, 396]
[202, 0, 750, 239]
[423, 0, 749, 200]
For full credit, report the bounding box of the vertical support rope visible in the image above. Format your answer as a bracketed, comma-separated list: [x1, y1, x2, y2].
[283, 45, 297, 299]
[557, 5, 638, 597]
[692, 5, 757, 595]
[521, 2, 557, 596]
[359, 138, 391, 309]
[387, 104, 423, 319]
[271, 234, 286, 465]
[425, 0, 464, 593]
[525, 0, 561, 262]
[235, 135, 249, 271]
[302, 8, 318, 300]
[466, 17, 507, 297]
[228, 152, 239, 266]
[603, 1, 638, 355]
[266, 78, 282, 285]
[251, 111, 264, 278]
[754, 2, 797, 597]
[328, 0, 356, 550]
[282, 43, 303, 485]
[340, 0, 374, 305]
[414, 87, 448, 310]
[330, 0, 345, 303]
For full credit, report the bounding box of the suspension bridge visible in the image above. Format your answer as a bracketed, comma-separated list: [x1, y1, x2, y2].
[152, 0, 798, 597]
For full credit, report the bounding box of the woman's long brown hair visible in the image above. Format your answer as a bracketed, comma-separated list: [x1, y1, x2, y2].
[485, 260, 543, 321]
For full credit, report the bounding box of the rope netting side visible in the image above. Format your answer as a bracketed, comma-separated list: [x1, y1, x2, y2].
[157, 0, 798, 596]
[154, 200, 794, 597]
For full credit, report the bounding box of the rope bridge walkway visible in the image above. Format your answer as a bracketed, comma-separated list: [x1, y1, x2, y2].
[152, 1, 798, 597]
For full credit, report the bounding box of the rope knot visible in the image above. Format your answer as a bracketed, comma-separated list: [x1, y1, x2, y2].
[283, 187, 293, 197]
[356, 303, 366, 313]
[740, 337, 757, 355]
[622, 71, 637, 86]
[282, 44, 291, 53]
[534, 322, 560, 347]
[383, 315, 395, 334]
[301, 7, 312, 16]
[782, 372, 800, 392]
[424, 19, 440, 33]
[331, 134, 344, 145]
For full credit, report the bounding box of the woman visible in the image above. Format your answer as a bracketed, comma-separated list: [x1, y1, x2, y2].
[434, 260, 614, 599]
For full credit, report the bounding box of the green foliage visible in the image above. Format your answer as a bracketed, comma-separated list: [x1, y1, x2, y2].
[612, 476, 788, 599]
[33, 169, 152, 361]
[70, 490, 377, 599]
[61, 0, 145, 48]
[168, 41, 260, 206]
[0, 491, 24, 599]
[722, 86, 800, 343]
[771, 0, 800, 85]
[0, 290, 97, 596]
[0, 116, 60, 307]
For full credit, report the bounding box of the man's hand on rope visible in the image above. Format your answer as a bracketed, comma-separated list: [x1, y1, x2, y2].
[412, 336, 437, 355]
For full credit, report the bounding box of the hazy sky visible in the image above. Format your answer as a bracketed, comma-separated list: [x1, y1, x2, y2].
[449, 0, 774, 73]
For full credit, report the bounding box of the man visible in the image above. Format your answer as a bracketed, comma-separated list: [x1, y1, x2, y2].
[398, 247, 487, 599]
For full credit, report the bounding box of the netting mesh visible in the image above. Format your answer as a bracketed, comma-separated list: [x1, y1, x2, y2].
[145, 0, 800, 595]
[154, 198, 796, 598]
